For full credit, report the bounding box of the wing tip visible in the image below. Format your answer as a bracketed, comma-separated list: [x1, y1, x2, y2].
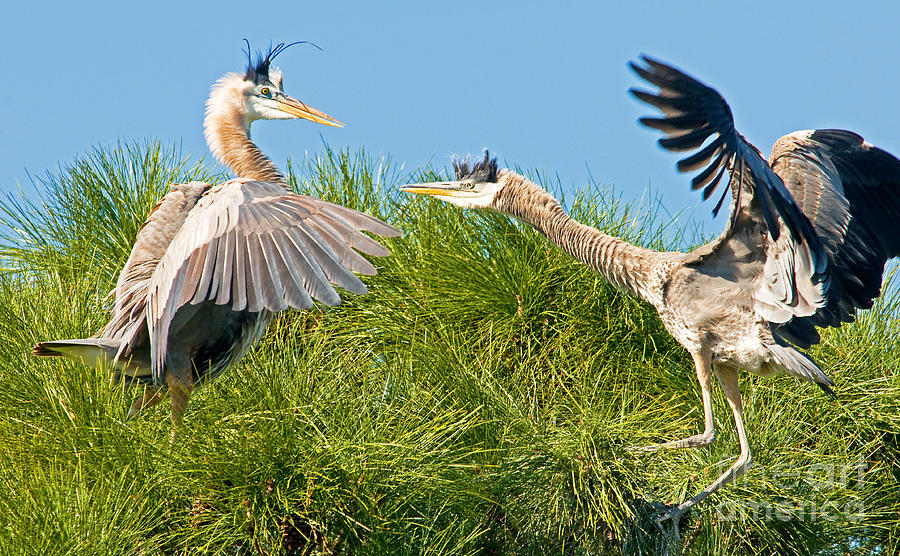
[380, 226, 403, 238]
[818, 381, 836, 399]
[628, 54, 662, 73]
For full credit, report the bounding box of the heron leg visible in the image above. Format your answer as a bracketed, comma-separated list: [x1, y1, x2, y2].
[126, 386, 164, 420]
[659, 364, 752, 524]
[166, 370, 194, 430]
[632, 349, 716, 453]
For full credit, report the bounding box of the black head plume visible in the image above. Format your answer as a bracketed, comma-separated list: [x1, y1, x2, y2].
[243, 41, 322, 85]
[453, 151, 500, 182]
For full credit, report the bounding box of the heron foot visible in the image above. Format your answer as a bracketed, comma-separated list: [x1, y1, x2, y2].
[656, 505, 684, 525]
[629, 430, 716, 453]
[653, 505, 684, 552]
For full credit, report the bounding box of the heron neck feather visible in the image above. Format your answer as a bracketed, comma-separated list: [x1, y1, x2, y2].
[494, 172, 661, 301]
[204, 74, 285, 183]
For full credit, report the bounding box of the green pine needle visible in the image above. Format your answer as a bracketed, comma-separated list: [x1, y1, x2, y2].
[0, 142, 897, 555]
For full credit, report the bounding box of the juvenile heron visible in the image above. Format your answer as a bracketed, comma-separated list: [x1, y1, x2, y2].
[33, 42, 400, 427]
[401, 57, 900, 523]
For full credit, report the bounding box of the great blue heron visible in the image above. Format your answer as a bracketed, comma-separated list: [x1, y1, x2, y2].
[33, 43, 401, 427]
[400, 57, 900, 523]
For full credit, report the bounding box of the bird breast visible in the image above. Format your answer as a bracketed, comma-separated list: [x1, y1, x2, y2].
[657, 264, 773, 372]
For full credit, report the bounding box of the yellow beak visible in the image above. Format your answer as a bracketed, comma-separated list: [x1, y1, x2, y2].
[277, 95, 344, 127]
[400, 182, 469, 197]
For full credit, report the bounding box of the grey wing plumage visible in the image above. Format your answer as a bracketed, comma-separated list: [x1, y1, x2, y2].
[630, 56, 830, 323]
[770, 129, 900, 346]
[123, 178, 400, 383]
[103, 181, 213, 348]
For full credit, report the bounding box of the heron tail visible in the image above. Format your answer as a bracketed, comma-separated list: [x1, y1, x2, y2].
[34, 338, 154, 385]
[33, 338, 123, 368]
[766, 342, 835, 397]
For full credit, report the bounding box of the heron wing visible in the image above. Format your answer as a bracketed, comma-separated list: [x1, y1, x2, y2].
[101, 181, 212, 354]
[630, 56, 829, 324]
[769, 129, 900, 346]
[130, 178, 399, 384]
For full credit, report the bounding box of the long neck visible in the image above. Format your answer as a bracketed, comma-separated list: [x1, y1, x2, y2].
[204, 76, 285, 183]
[494, 172, 662, 302]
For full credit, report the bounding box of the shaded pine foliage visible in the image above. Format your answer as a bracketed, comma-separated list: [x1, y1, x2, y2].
[0, 142, 898, 554]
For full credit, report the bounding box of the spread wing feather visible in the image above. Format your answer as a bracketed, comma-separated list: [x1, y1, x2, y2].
[114, 178, 400, 384]
[630, 56, 830, 324]
[770, 129, 900, 345]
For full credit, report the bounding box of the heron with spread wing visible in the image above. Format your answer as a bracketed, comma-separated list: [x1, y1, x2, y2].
[401, 57, 900, 523]
[33, 43, 400, 427]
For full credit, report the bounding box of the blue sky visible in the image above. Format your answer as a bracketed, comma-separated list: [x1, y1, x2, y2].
[3, 1, 899, 233]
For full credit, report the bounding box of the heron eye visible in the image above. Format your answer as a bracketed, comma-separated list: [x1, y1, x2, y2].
[261, 87, 271, 96]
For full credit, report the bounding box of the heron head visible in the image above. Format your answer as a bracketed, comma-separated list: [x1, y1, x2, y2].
[401, 152, 506, 209]
[225, 41, 343, 127]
